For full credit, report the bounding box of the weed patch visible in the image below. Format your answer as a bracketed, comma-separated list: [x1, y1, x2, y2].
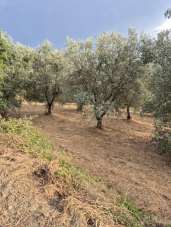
[0, 118, 54, 160]
[55, 152, 101, 190]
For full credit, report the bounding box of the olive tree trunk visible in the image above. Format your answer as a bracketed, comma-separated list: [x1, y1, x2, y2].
[95, 110, 106, 129]
[96, 117, 103, 129]
[45, 94, 56, 115]
[127, 105, 131, 120]
[47, 102, 53, 115]
[77, 102, 84, 112]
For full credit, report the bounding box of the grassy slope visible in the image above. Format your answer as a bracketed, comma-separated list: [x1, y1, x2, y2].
[0, 118, 169, 227]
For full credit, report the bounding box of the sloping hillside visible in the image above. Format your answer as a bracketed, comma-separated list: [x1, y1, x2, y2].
[22, 103, 171, 225]
[0, 119, 159, 227]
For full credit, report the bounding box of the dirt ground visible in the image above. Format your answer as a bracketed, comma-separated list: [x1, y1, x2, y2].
[1, 145, 118, 227]
[0, 145, 64, 227]
[21, 103, 171, 224]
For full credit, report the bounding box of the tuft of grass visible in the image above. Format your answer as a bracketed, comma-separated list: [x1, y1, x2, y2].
[55, 152, 102, 190]
[116, 196, 155, 227]
[120, 197, 144, 224]
[0, 118, 54, 161]
[102, 196, 156, 227]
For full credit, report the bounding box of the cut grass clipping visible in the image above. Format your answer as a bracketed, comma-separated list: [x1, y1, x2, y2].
[0, 118, 54, 161]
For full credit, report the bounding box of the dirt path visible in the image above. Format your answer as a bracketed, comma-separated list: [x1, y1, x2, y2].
[22, 103, 171, 223]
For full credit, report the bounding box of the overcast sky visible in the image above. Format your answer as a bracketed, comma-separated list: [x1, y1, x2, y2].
[0, 0, 171, 47]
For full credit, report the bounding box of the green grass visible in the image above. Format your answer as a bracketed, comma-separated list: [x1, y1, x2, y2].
[102, 196, 156, 227]
[120, 197, 144, 224]
[55, 152, 102, 190]
[116, 197, 155, 227]
[0, 118, 54, 161]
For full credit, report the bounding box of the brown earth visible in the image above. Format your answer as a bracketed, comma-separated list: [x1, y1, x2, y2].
[0, 141, 120, 227]
[20, 103, 171, 225]
[0, 145, 64, 227]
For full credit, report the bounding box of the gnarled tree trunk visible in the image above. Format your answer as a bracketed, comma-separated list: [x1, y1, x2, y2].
[47, 102, 53, 115]
[127, 105, 131, 120]
[96, 117, 103, 129]
[95, 110, 106, 129]
[45, 90, 58, 115]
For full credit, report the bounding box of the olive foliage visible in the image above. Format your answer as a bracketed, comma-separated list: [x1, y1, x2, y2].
[66, 30, 145, 128]
[26, 41, 64, 114]
[0, 32, 29, 118]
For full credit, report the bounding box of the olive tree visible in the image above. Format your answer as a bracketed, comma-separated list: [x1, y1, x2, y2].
[118, 29, 145, 120]
[0, 32, 28, 118]
[66, 32, 138, 129]
[150, 31, 171, 153]
[27, 41, 64, 115]
[152, 31, 171, 123]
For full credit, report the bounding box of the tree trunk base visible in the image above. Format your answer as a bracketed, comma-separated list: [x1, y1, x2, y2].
[127, 106, 132, 121]
[45, 111, 52, 116]
[77, 103, 83, 112]
[127, 115, 132, 121]
[96, 118, 103, 129]
[46, 104, 53, 115]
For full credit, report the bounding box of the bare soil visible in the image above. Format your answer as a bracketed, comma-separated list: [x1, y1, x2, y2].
[20, 103, 171, 224]
[0, 145, 63, 227]
[0, 142, 118, 227]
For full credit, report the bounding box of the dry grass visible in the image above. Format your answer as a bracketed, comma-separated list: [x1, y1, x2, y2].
[0, 122, 160, 226]
[0, 103, 171, 226]
[21, 103, 171, 224]
[0, 134, 148, 227]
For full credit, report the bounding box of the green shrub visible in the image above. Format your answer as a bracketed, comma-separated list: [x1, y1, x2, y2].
[153, 122, 171, 154]
[0, 118, 54, 160]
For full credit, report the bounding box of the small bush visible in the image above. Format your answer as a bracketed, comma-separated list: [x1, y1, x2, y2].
[0, 118, 54, 160]
[153, 122, 171, 154]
